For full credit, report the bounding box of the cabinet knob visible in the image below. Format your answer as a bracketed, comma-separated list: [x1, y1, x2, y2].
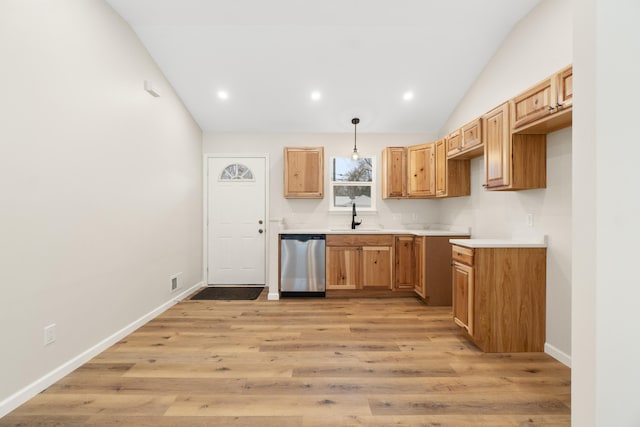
[556, 102, 563, 108]
[548, 105, 555, 112]
[258, 229, 264, 234]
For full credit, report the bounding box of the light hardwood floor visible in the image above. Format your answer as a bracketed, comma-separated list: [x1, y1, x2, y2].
[1, 291, 571, 426]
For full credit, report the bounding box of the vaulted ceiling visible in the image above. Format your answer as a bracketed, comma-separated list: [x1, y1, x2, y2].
[106, 0, 540, 133]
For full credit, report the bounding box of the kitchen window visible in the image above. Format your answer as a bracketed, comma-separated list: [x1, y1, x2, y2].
[329, 156, 376, 211]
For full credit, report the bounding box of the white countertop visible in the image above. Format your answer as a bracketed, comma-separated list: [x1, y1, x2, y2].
[280, 228, 471, 237]
[449, 237, 547, 248]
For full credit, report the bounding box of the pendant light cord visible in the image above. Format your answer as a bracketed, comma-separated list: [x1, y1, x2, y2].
[351, 117, 360, 157]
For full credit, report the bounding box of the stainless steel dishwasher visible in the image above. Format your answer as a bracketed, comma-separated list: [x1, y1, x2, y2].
[280, 234, 326, 297]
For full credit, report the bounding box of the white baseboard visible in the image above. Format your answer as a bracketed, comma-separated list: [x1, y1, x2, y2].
[0, 281, 204, 418]
[268, 291, 280, 300]
[545, 342, 572, 367]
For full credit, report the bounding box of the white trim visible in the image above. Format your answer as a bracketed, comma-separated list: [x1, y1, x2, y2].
[268, 218, 284, 301]
[0, 281, 205, 418]
[203, 153, 270, 286]
[545, 342, 571, 367]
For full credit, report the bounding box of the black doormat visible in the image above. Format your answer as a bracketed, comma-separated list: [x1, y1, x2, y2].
[190, 287, 263, 300]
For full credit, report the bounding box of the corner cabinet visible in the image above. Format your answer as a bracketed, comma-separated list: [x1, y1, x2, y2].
[283, 147, 324, 198]
[381, 147, 407, 199]
[451, 244, 547, 352]
[483, 103, 546, 191]
[414, 236, 469, 305]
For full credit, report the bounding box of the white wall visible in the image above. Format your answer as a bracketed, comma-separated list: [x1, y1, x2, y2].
[573, 0, 640, 425]
[437, 0, 573, 363]
[203, 133, 441, 229]
[0, 0, 203, 414]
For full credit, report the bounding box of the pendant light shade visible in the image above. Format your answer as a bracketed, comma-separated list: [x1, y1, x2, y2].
[351, 117, 360, 160]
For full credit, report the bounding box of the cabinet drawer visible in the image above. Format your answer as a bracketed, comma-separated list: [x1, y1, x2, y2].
[452, 245, 474, 265]
[326, 234, 394, 247]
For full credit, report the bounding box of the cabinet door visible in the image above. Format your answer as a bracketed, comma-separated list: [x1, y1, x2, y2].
[446, 129, 461, 157]
[326, 246, 359, 290]
[283, 147, 324, 198]
[557, 66, 573, 109]
[435, 139, 447, 197]
[483, 103, 511, 189]
[452, 262, 474, 336]
[407, 143, 435, 197]
[511, 78, 553, 130]
[394, 236, 414, 290]
[413, 237, 426, 298]
[461, 118, 482, 152]
[381, 147, 406, 199]
[361, 246, 392, 289]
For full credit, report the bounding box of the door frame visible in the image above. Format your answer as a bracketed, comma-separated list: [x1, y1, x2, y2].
[203, 153, 270, 286]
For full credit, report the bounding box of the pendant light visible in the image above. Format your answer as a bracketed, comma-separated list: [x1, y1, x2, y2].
[351, 117, 360, 160]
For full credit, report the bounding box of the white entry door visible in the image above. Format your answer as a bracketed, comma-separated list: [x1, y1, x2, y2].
[208, 156, 266, 285]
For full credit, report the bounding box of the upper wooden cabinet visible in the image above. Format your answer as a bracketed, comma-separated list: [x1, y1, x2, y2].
[435, 139, 447, 197]
[381, 147, 407, 199]
[483, 103, 546, 191]
[407, 143, 435, 198]
[382, 141, 469, 199]
[447, 118, 484, 160]
[446, 128, 462, 157]
[435, 138, 470, 198]
[511, 65, 573, 134]
[557, 65, 573, 109]
[283, 147, 324, 198]
[483, 103, 511, 189]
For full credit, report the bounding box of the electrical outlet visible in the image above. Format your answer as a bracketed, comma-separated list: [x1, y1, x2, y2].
[44, 324, 56, 346]
[170, 272, 183, 292]
[527, 213, 534, 227]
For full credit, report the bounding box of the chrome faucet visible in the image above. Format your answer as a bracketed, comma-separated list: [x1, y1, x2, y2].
[351, 202, 362, 230]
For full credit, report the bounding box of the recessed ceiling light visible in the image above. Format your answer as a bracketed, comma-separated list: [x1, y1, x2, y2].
[217, 90, 229, 100]
[311, 91, 322, 101]
[403, 91, 414, 101]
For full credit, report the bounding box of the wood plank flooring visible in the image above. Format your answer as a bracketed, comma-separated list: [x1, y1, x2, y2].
[1, 292, 571, 426]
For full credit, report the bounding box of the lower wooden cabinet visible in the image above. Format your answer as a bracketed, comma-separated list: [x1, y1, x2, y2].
[451, 244, 546, 352]
[326, 246, 359, 290]
[326, 235, 393, 290]
[361, 246, 393, 289]
[452, 256, 474, 335]
[394, 236, 415, 290]
[414, 236, 468, 305]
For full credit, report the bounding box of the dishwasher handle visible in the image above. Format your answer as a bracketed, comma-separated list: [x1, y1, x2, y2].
[281, 234, 326, 242]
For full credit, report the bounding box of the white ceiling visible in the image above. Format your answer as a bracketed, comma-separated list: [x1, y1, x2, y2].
[105, 0, 540, 134]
